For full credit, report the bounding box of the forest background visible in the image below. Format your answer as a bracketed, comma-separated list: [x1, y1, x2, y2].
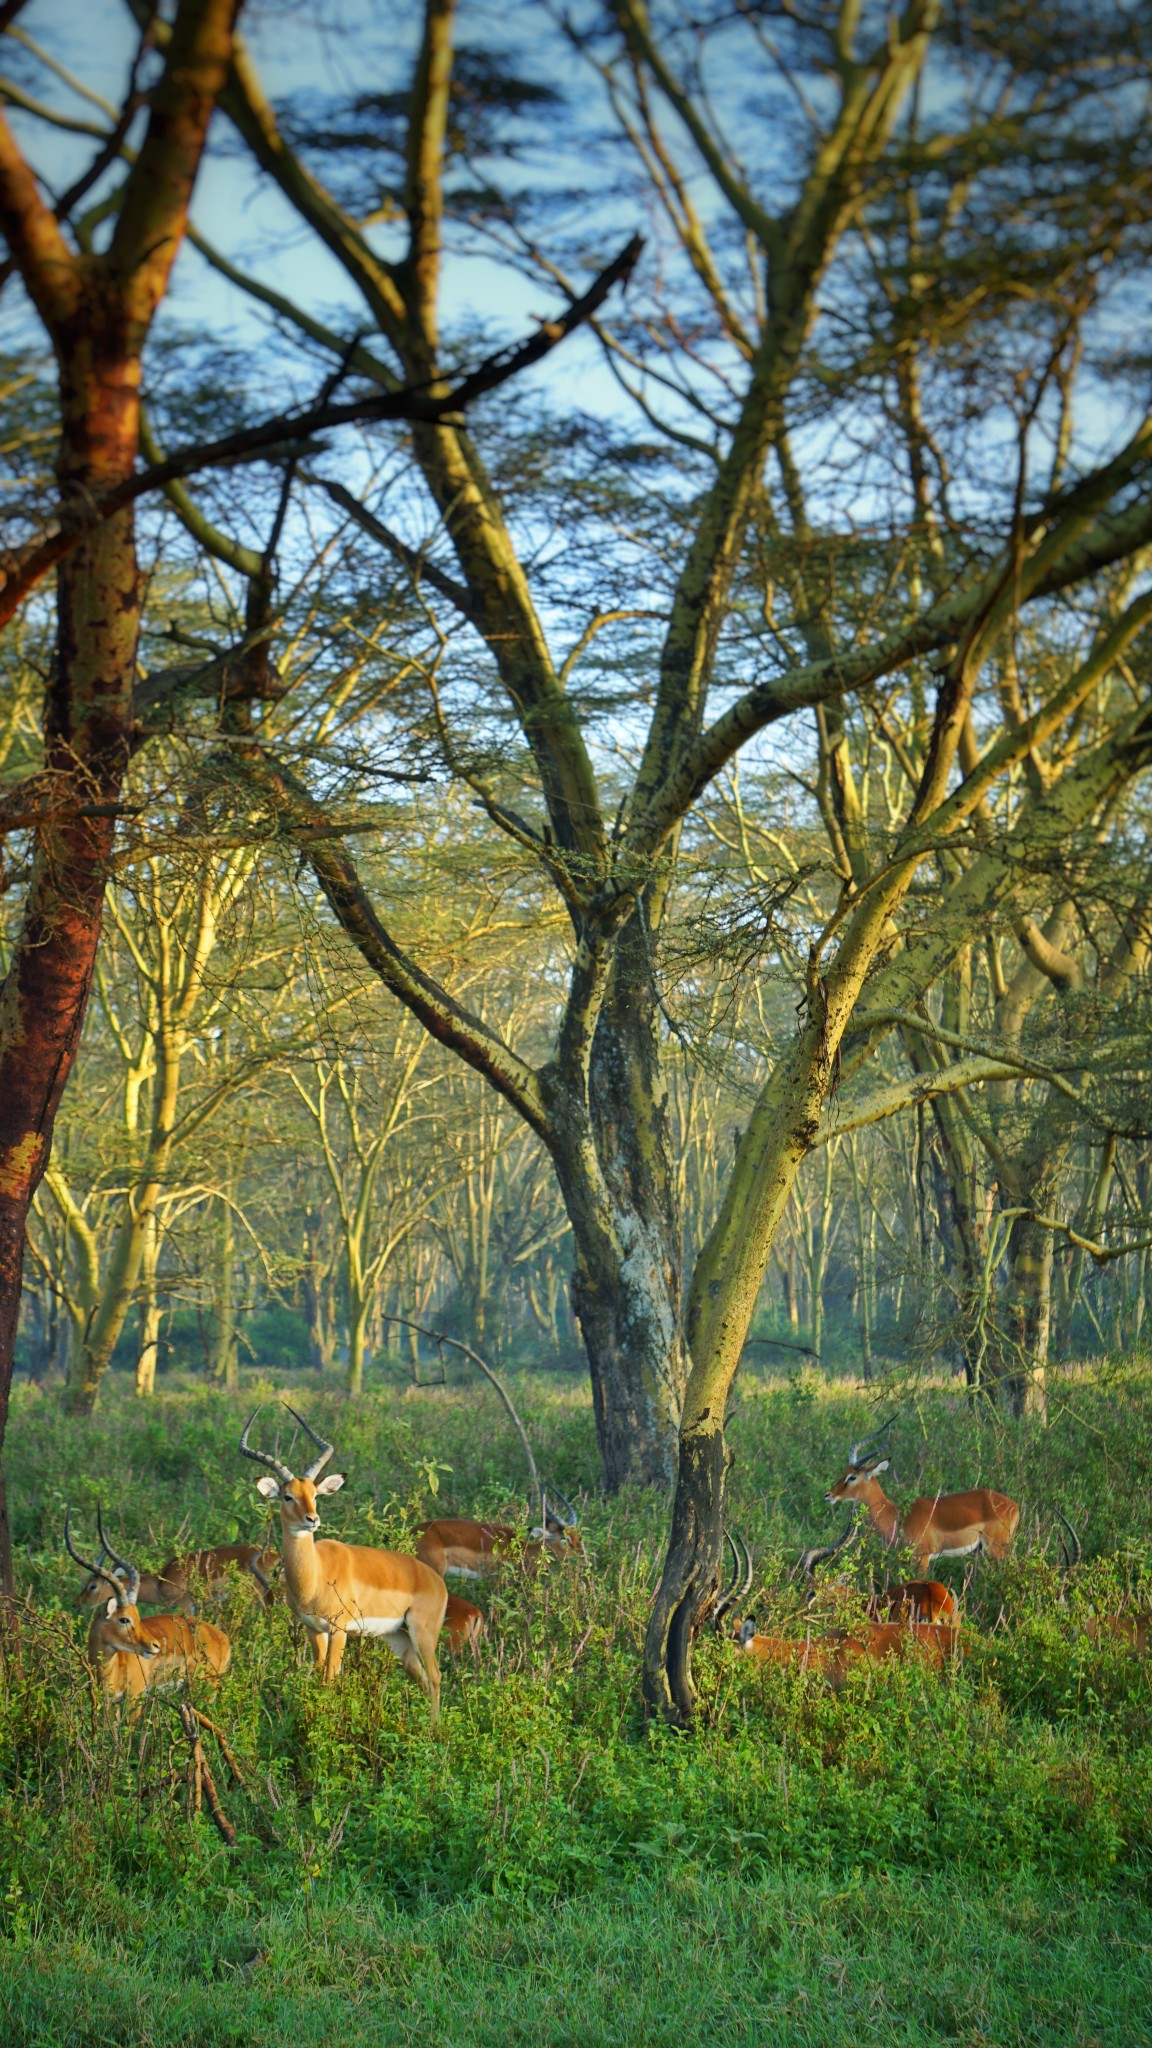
[4, 6, 1152, 2036]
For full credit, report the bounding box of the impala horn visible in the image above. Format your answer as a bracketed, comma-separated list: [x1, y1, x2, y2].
[63, 1507, 125, 1607]
[238, 1405, 294, 1486]
[94, 1504, 140, 1607]
[1055, 1509, 1082, 1574]
[848, 1410, 900, 1466]
[794, 1513, 862, 1594]
[712, 1528, 755, 1632]
[281, 1400, 334, 1482]
[544, 1482, 579, 1530]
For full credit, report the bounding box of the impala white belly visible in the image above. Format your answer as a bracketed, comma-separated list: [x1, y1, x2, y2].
[931, 1536, 980, 1558]
[297, 1611, 409, 1637]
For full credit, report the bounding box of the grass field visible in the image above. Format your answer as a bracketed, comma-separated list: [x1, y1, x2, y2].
[3, 1361, 1152, 2045]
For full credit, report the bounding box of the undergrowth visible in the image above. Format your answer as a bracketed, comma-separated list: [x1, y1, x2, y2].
[3, 1362, 1152, 2043]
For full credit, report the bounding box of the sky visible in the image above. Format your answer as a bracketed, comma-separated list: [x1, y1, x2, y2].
[5, 0, 624, 417]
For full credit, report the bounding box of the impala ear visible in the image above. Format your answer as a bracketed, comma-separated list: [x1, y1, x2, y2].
[104, 1595, 118, 1618]
[255, 1475, 279, 1499]
[871, 1459, 889, 1476]
[315, 1472, 344, 1495]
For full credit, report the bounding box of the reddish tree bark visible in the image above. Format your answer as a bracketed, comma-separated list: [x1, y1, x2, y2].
[0, 0, 241, 1588]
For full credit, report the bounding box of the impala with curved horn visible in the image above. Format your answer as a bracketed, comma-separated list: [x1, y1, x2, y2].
[65, 1509, 231, 1712]
[74, 1537, 278, 1615]
[239, 1403, 448, 1714]
[796, 1518, 955, 1626]
[416, 1484, 583, 1582]
[825, 1415, 1018, 1576]
[1058, 1514, 1150, 1652]
[715, 1529, 958, 1676]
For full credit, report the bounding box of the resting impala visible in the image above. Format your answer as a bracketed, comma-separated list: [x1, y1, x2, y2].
[825, 1419, 1018, 1576]
[443, 1593, 485, 1657]
[74, 1539, 278, 1614]
[240, 1404, 447, 1716]
[1058, 1515, 1150, 1652]
[65, 1509, 231, 1712]
[714, 1532, 958, 1680]
[797, 1521, 957, 1626]
[416, 1488, 582, 1580]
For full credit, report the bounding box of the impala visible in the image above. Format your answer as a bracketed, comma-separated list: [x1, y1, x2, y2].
[796, 1519, 957, 1625]
[65, 1510, 231, 1712]
[239, 1403, 448, 1716]
[714, 1532, 958, 1680]
[1058, 1515, 1150, 1652]
[825, 1418, 1019, 1575]
[443, 1593, 485, 1657]
[416, 1488, 582, 1580]
[74, 1539, 278, 1614]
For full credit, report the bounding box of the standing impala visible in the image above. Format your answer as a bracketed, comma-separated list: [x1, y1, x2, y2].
[825, 1420, 1019, 1576]
[416, 1489, 583, 1580]
[239, 1404, 448, 1717]
[65, 1510, 231, 1712]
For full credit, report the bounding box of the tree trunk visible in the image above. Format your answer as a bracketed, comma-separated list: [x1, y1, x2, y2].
[0, 0, 239, 1586]
[136, 1210, 161, 1397]
[554, 915, 688, 1489]
[211, 1196, 237, 1390]
[1002, 1211, 1053, 1419]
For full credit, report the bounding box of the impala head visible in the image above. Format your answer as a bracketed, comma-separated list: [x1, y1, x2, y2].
[239, 1403, 345, 1534]
[712, 1528, 755, 1637]
[533, 1485, 584, 1556]
[64, 1508, 161, 1658]
[826, 1412, 898, 1506]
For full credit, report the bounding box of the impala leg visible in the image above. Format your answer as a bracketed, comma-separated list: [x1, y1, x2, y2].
[323, 1630, 347, 1682]
[307, 1628, 329, 1676]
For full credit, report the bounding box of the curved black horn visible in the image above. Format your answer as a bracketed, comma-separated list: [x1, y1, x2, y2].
[849, 1410, 899, 1465]
[95, 1504, 140, 1607]
[63, 1507, 122, 1605]
[713, 1527, 755, 1631]
[712, 1529, 743, 1630]
[281, 1400, 333, 1481]
[1055, 1509, 1082, 1573]
[545, 1483, 578, 1529]
[238, 1405, 294, 1486]
[795, 1513, 861, 1588]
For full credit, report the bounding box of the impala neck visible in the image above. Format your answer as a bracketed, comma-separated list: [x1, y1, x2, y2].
[279, 1509, 323, 1605]
[861, 1483, 901, 1547]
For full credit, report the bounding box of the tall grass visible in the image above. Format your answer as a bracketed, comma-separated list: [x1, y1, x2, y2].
[3, 1363, 1152, 2044]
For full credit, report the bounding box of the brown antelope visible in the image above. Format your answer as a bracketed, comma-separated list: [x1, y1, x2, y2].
[1058, 1515, 1150, 1652]
[239, 1403, 448, 1717]
[443, 1593, 485, 1657]
[74, 1539, 278, 1615]
[713, 1531, 958, 1681]
[825, 1417, 1019, 1576]
[797, 1522, 958, 1626]
[416, 1488, 583, 1580]
[65, 1510, 231, 1713]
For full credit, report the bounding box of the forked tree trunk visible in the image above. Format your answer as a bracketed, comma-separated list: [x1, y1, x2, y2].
[553, 916, 688, 1489]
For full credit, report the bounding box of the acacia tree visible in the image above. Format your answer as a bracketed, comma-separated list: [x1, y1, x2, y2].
[22, 0, 1152, 1708]
[192, 0, 1150, 1538]
[0, 0, 242, 1586]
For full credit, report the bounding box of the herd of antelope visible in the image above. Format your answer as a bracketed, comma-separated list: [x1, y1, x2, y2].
[712, 1416, 1149, 1683]
[65, 1401, 581, 1723]
[63, 1405, 1148, 1723]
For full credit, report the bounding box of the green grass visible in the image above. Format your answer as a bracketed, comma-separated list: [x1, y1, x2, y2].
[4, 1362, 1152, 2044]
